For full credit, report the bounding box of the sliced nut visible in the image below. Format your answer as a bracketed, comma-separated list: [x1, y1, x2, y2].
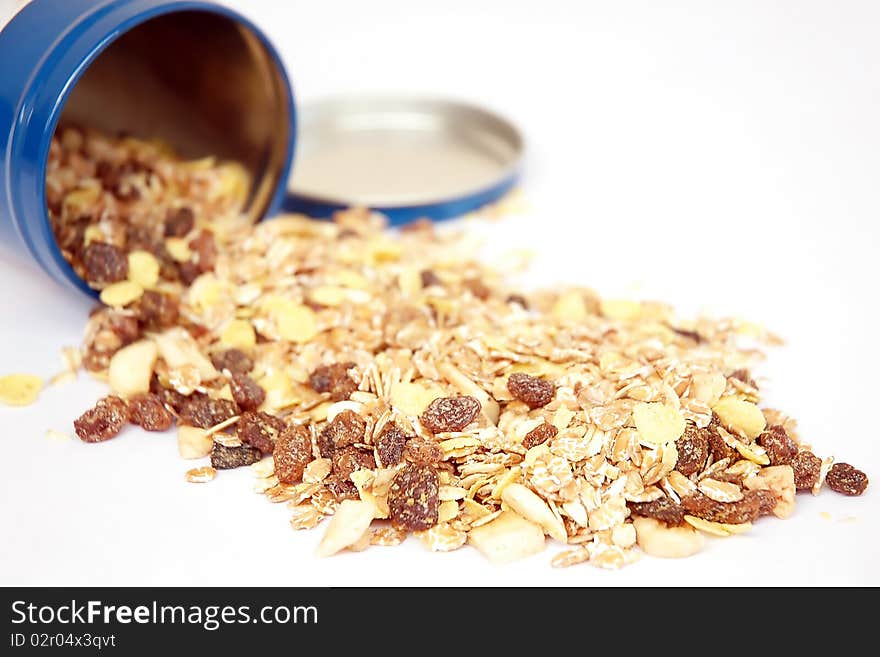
[127, 250, 160, 288]
[712, 398, 766, 439]
[315, 499, 375, 557]
[632, 402, 686, 447]
[468, 511, 546, 564]
[501, 483, 567, 542]
[633, 516, 705, 558]
[108, 339, 157, 398]
[0, 373, 43, 407]
[177, 425, 212, 459]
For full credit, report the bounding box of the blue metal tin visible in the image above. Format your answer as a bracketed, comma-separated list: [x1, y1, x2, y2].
[0, 0, 296, 297]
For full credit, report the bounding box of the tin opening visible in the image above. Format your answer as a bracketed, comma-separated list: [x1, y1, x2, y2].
[54, 10, 290, 224]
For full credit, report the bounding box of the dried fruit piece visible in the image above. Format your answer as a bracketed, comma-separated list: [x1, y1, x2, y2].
[211, 441, 261, 469]
[757, 425, 798, 466]
[388, 463, 440, 531]
[825, 463, 869, 496]
[325, 475, 360, 501]
[128, 393, 173, 431]
[74, 396, 129, 442]
[108, 339, 157, 398]
[315, 499, 375, 557]
[522, 422, 558, 449]
[632, 516, 704, 558]
[507, 373, 555, 409]
[420, 269, 442, 287]
[404, 436, 442, 465]
[210, 348, 253, 375]
[390, 381, 443, 416]
[180, 397, 239, 430]
[134, 290, 179, 330]
[420, 395, 481, 433]
[792, 450, 822, 491]
[309, 362, 358, 401]
[177, 425, 212, 459]
[164, 207, 194, 237]
[0, 373, 43, 407]
[189, 230, 217, 273]
[674, 423, 709, 476]
[730, 368, 757, 389]
[627, 497, 685, 526]
[681, 489, 776, 524]
[274, 425, 313, 484]
[318, 410, 366, 455]
[707, 417, 738, 463]
[331, 446, 376, 480]
[237, 411, 286, 453]
[712, 398, 766, 439]
[375, 422, 408, 467]
[82, 242, 128, 286]
[276, 303, 318, 343]
[230, 373, 266, 412]
[468, 511, 545, 564]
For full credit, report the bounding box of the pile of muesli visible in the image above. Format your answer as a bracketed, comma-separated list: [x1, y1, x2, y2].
[1, 127, 869, 569]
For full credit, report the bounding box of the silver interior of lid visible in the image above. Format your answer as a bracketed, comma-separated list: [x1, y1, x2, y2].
[288, 97, 523, 207]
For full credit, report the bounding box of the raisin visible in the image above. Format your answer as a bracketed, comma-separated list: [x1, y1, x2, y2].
[463, 278, 491, 300]
[681, 490, 771, 524]
[669, 326, 703, 343]
[189, 230, 217, 273]
[332, 446, 376, 479]
[325, 475, 360, 501]
[826, 463, 869, 496]
[318, 410, 366, 456]
[149, 377, 188, 413]
[792, 450, 822, 491]
[627, 497, 686, 526]
[128, 394, 173, 431]
[238, 411, 286, 454]
[420, 269, 442, 288]
[230, 373, 265, 412]
[210, 348, 253, 375]
[388, 463, 440, 531]
[420, 396, 481, 433]
[730, 368, 757, 389]
[82, 242, 128, 286]
[522, 422, 558, 449]
[505, 294, 529, 309]
[178, 261, 201, 285]
[674, 423, 709, 476]
[74, 396, 129, 442]
[507, 373, 555, 409]
[179, 397, 239, 430]
[404, 436, 442, 465]
[211, 442, 261, 470]
[707, 415, 738, 463]
[273, 425, 313, 484]
[309, 362, 357, 401]
[757, 425, 798, 466]
[133, 290, 179, 331]
[164, 207, 195, 237]
[376, 423, 408, 467]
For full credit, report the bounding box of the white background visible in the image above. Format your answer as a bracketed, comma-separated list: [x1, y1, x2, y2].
[1, 0, 878, 586]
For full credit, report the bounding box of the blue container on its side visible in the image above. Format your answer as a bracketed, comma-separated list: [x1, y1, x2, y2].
[0, 0, 296, 296]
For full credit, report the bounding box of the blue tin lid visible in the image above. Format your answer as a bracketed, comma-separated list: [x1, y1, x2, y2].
[0, 0, 295, 297]
[283, 96, 523, 225]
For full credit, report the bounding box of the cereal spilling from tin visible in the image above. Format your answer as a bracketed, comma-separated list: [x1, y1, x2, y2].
[40, 128, 871, 569]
